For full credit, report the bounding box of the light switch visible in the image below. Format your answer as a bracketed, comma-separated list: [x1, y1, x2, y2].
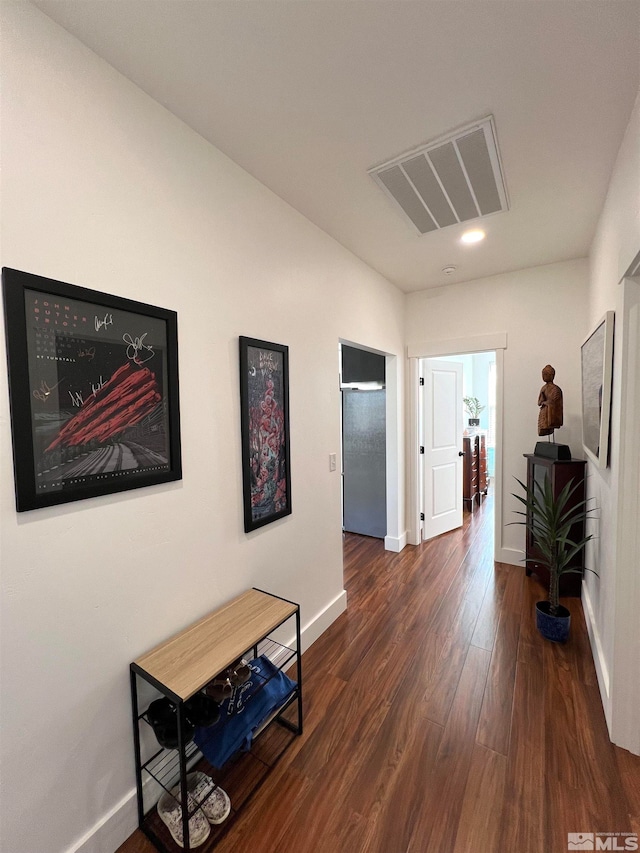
[329, 453, 337, 472]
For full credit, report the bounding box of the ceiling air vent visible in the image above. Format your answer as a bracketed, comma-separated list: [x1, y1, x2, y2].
[369, 116, 508, 235]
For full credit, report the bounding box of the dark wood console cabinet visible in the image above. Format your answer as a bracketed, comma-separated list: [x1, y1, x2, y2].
[523, 453, 588, 597]
[463, 433, 487, 510]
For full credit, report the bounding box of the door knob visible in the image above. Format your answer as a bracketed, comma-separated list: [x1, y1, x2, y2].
[458, 451, 464, 456]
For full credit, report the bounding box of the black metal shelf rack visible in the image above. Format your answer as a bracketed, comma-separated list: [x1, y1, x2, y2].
[130, 588, 303, 852]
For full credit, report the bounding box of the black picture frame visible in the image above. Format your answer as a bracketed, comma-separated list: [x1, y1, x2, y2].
[581, 310, 615, 469]
[239, 336, 291, 532]
[2, 268, 182, 511]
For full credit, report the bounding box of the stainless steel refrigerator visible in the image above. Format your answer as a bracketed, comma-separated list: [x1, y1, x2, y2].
[342, 389, 386, 539]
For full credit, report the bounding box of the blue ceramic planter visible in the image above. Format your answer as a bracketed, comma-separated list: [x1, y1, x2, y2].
[536, 601, 571, 643]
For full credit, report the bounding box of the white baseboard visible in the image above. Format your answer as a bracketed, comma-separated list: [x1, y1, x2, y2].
[384, 531, 407, 552]
[582, 582, 611, 725]
[495, 546, 522, 567]
[299, 588, 347, 652]
[67, 789, 138, 853]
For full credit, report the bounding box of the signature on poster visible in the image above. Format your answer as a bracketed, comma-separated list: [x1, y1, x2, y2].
[123, 332, 155, 365]
[77, 346, 96, 361]
[91, 376, 106, 396]
[67, 375, 106, 408]
[32, 378, 64, 403]
[94, 313, 114, 332]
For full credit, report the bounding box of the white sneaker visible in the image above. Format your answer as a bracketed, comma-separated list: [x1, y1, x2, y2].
[157, 788, 210, 849]
[184, 772, 231, 825]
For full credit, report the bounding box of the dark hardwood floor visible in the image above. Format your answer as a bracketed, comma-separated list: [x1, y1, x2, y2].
[119, 494, 640, 853]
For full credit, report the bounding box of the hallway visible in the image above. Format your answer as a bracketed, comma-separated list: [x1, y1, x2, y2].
[120, 494, 640, 853]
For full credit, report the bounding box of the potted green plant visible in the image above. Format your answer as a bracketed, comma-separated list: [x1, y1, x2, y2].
[511, 476, 597, 642]
[463, 396, 485, 427]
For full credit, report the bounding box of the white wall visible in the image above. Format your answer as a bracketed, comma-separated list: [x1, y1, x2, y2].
[584, 86, 640, 747]
[406, 258, 589, 562]
[589, 87, 640, 320]
[0, 5, 405, 852]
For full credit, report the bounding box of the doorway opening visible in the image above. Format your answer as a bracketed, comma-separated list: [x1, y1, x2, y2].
[420, 351, 496, 541]
[407, 332, 506, 560]
[341, 344, 387, 539]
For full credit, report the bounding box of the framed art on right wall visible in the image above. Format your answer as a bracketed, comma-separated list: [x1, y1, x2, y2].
[581, 310, 615, 468]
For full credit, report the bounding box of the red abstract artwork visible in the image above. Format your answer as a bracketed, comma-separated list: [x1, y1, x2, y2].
[240, 337, 291, 531]
[46, 363, 161, 450]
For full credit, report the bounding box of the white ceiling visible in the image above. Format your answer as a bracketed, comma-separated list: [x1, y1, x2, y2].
[33, 0, 640, 293]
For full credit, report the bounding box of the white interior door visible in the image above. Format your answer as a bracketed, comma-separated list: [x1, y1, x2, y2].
[422, 359, 464, 540]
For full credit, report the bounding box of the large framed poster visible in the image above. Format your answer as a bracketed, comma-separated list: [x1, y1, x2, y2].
[581, 310, 614, 468]
[2, 268, 182, 511]
[239, 336, 291, 532]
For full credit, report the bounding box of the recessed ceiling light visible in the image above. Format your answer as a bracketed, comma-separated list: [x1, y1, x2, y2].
[442, 266, 457, 275]
[461, 229, 485, 244]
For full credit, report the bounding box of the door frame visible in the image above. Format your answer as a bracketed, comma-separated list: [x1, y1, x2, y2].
[408, 332, 507, 563]
[609, 272, 640, 753]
